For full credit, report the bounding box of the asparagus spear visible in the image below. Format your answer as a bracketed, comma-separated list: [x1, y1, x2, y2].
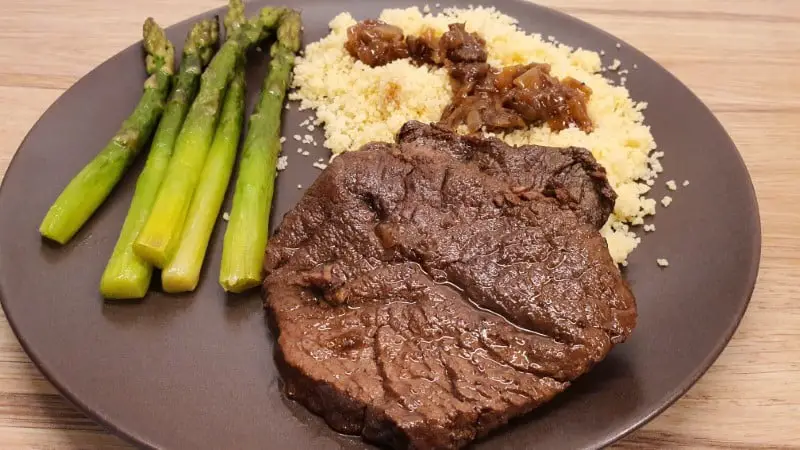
[99, 19, 219, 299]
[39, 19, 174, 244]
[161, 0, 247, 293]
[223, 0, 247, 38]
[133, 7, 285, 268]
[220, 11, 302, 293]
[161, 70, 245, 293]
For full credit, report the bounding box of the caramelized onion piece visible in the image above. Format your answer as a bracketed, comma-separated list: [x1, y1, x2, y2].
[342, 19, 594, 133]
[512, 64, 553, 90]
[345, 20, 409, 67]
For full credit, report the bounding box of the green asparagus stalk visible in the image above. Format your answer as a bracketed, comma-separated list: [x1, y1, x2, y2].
[133, 7, 285, 268]
[162, 70, 245, 293]
[161, 0, 248, 293]
[99, 19, 219, 299]
[223, 0, 247, 38]
[39, 19, 174, 244]
[220, 11, 302, 293]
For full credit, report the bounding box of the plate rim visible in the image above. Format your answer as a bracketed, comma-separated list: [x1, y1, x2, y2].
[0, 0, 762, 449]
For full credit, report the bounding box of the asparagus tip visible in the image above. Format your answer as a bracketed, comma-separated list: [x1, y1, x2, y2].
[143, 18, 175, 76]
[224, 0, 246, 37]
[258, 7, 288, 31]
[185, 17, 220, 66]
[276, 10, 302, 54]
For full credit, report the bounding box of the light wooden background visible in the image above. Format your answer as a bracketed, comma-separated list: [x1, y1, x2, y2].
[1, 0, 799, 448]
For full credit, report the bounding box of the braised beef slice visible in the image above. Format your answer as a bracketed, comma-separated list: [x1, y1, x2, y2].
[437, 23, 488, 63]
[406, 28, 441, 66]
[264, 128, 635, 449]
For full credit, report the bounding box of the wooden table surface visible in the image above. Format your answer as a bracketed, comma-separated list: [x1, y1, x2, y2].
[1, 0, 799, 448]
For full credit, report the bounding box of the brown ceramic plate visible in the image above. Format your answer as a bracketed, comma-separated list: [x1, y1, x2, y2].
[0, 0, 760, 449]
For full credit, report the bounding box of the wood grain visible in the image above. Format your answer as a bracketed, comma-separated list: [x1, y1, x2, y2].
[1, 0, 799, 448]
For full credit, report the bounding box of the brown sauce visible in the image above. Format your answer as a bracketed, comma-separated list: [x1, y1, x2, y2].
[345, 20, 594, 134]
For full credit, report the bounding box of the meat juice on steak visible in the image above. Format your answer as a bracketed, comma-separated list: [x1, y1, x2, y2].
[264, 124, 636, 449]
[397, 121, 614, 229]
[344, 20, 593, 133]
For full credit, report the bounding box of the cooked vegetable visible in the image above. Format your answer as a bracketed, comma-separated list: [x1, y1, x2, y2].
[39, 18, 174, 245]
[222, 0, 247, 38]
[161, 1, 247, 293]
[133, 7, 285, 268]
[220, 10, 301, 293]
[99, 19, 219, 299]
[161, 71, 245, 293]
